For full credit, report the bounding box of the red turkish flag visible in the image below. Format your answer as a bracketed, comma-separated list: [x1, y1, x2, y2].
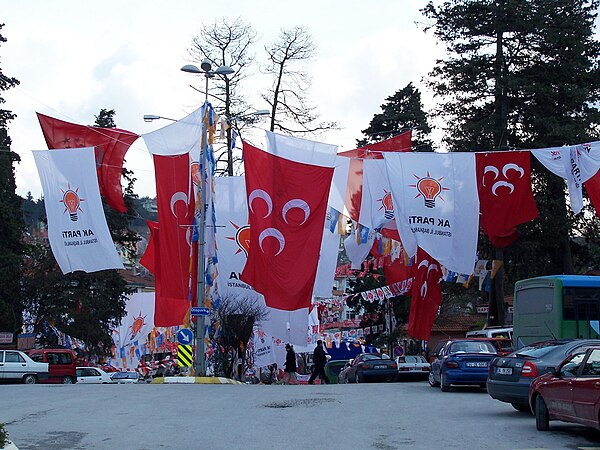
[476, 151, 538, 247]
[585, 170, 600, 218]
[36, 112, 139, 213]
[153, 154, 194, 326]
[383, 255, 412, 286]
[140, 220, 157, 274]
[241, 142, 334, 311]
[408, 248, 442, 341]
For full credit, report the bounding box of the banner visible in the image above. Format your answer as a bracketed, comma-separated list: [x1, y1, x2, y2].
[384, 152, 479, 275]
[33, 147, 123, 273]
[37, 112, 139, 213]
[408, 247, 442, 341]
[153, 153, 193, 327]
[476, 151, 538, 247]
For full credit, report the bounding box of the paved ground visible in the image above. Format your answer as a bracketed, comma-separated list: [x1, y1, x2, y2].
[2, 380, 600, 449]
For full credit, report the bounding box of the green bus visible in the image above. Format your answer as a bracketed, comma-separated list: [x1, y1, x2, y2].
[513, 275, 600, 348]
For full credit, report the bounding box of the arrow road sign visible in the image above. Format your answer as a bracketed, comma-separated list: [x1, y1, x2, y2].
[177, 328, 194, 345]
[190, 307, 211, 316]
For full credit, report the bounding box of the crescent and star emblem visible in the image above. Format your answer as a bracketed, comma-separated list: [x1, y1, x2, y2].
[248, 189, 312, 256]
[482, 163, 524, 196]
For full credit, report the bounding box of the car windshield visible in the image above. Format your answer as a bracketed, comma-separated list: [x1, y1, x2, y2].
[449, 341, 496, 354]
[515, 342, 565, 358]
[362, 354, 382, 361]
[403, 356, 426, 363]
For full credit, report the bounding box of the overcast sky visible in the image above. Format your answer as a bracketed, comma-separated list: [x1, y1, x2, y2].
[3, 0, 444, 199]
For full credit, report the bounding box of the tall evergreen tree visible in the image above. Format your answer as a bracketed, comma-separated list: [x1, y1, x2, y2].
[421, 1, 600, 306]
[0, 24, 24, 336]
[358, 82, 433, 151]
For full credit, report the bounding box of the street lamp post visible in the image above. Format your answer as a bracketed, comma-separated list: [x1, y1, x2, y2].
[181, 60, 234, 377]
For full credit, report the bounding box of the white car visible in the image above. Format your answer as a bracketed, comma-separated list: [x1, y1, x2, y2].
[110, 371, 140, 384]
[76, 366, 113, 384]
[0, 350, 49, 384]
[395, 355, 431, 380]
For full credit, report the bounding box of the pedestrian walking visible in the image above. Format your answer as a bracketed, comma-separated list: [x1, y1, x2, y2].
[283, 344, 297, 385]
[308, 340, 330, 384]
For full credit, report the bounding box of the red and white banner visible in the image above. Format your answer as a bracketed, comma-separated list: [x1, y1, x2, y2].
[408, 248, 442, 341]
[153, 153, 193, 327]
[384, 152, 479, 275]
[37, 112, 139, 213]
[476, 151, 538, 247]
[532, 141, 600, 214]
[33, 147, 123, 273]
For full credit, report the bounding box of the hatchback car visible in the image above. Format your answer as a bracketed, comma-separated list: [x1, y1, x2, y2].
[429, 339, 498, 391]
[341, 353, 398, 383]
[0, 350, 48, 384]
[530, 346, 600, 431]
[110, 371, 140, 384]
[487, 339, 600, 413]
[76, 366, 113, 384]
[396, 355, 430, 380]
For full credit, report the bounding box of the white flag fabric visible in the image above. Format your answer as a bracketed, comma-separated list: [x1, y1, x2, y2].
[532, 141, 600, 214]
[111, 292, 155, 370]
[142, 107, 203, 156]
[344, 226, 377, 270]
[312, 211, 341, 297]
[252, 328, 277, 368]
[33, 147, 123, 273]
[359, 159, 396, 231]
[384, 152, 479, 275]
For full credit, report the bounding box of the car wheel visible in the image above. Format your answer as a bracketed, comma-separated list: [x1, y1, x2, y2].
[62, 376, 74, 384]
[440, 372, 450, 392]
[23, 374, 37, 385]
[535, 395, 550, 431]
[428, 371, 439, 387]
[511, 403, 532, 414]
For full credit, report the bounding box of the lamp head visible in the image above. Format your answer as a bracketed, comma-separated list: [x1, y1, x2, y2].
[215, 65, 235, 75]
[200, 59, 212, 72]
[143, 115, 161, 122]
[181, 64, 201, 74]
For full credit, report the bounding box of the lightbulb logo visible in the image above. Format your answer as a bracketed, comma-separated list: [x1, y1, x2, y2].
[409, 172, 449, 208]
[378, 190, 394, 219]
[191, 161, 200, 187]
[129, 311, 147, 340]
[59, 185, 85, 221]
[226, 221, 251, 257]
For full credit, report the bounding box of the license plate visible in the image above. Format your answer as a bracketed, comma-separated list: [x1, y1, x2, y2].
[496, 367, 513, 375]
[466, 362, 488, 368]
[374, 365, 387, 369]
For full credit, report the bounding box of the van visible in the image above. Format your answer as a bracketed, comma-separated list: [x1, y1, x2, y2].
[465, 327, 513, 340]
[28, 348, 77, 384]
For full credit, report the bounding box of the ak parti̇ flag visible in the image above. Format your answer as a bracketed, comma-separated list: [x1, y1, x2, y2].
[241, 142, 334, 311]
[153, 154, 194, 327]
[36, 112, 139, 213]
[476, 151, 538, 247]
[408, 248, 442, 341]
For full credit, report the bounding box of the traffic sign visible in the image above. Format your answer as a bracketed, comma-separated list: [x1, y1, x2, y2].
[190, 307, 211, 316]
[177, 328, 193, 345]
[177, 344, 193, 367]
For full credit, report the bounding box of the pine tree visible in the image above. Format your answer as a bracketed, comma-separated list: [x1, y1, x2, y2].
[0, 24, 24, 335]
[358, 82, 433, 152]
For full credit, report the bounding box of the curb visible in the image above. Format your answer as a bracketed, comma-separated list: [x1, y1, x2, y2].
[152, 376, 245, 385]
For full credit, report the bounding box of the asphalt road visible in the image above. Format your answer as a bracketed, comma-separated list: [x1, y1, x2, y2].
[2, 380, 600, 450]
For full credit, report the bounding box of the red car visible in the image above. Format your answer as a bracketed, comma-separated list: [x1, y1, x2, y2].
[529, 346, 600, 431]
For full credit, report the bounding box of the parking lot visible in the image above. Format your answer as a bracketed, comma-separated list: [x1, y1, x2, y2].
[3, 381, 600, 449]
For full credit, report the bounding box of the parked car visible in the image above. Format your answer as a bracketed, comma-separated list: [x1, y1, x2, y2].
[466, 326, 513, 340]
[76, 366, 113, 384]
[340, 353, 398, 383]
[338, 359, 354, 384]
[429, 339, 498, 392]
[28, 348, 77, 384]
[396, 355, 430, 380]
[110, 371, 140, 384]
[487, 339, 600, 413]
[530, 346, 600, 431]
[0, 349, 48, 384]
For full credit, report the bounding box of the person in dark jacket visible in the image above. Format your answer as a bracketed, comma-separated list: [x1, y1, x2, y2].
[308, 340, 330, 384]
[283, 344, 297, 385]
